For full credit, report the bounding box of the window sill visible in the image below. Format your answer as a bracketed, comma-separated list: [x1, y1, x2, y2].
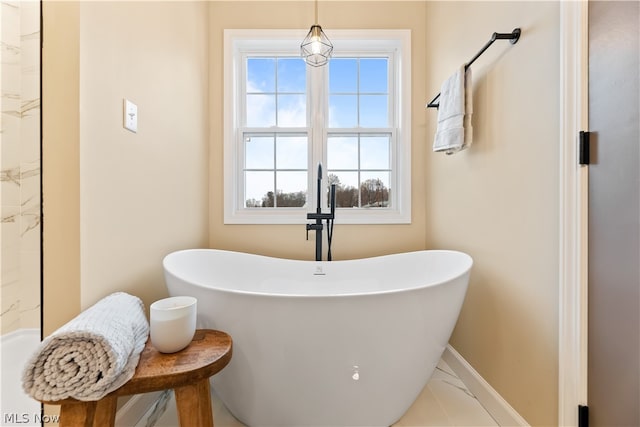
[224, 208, 411, 225]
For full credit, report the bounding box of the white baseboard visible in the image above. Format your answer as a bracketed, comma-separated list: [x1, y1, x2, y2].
[442, 345, 530, 427]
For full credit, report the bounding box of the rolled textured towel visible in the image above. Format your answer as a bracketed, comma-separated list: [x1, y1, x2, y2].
[22, 292, 149, 401]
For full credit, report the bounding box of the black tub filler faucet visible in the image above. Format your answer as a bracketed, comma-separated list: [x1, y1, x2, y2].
[306, 163, 336, 261]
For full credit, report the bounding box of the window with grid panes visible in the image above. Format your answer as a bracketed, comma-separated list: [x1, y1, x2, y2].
[224, 30, 411, 224]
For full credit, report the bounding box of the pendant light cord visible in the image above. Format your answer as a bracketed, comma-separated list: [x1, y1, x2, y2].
[315, 0, 318, 25]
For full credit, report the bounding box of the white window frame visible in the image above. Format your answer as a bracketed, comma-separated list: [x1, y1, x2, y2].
[223, 29, 411, 224]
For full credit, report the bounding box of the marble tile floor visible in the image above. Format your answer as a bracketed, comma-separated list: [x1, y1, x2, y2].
[154, 359, 498, 427]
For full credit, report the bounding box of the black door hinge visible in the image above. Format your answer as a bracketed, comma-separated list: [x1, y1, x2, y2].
[579, 131, 591, 165]
[579, 405, 589, 427]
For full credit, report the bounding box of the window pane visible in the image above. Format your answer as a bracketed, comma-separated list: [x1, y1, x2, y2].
[247, 58, 275, 93]
[245, 135, 274, 169]
[329, 95, 357, 128]
[360, 135, 390, 169]
[360, 171, 390, 208]
[360, 58, 388, 93]
[327, 136, 358, 169]
[245, 171, 274, 207]
[246, 94, 276, 127]
[329, 58, 358, 93]
[328, 171, 359, 208]
[359, 95, 388, 127]
[277, 94, 306, 127]
[276, 135, 307, 169]
[277, 58, 306, 93]
[276, 171, 307, 207]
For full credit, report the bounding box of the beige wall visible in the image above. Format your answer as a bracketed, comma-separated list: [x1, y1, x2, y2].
[43, 1, 210, 332]
[78, 1, 209, 309]
[42, 1, 81, 335]
[424, 2, 560, 426]
[208, 1, 428, 260]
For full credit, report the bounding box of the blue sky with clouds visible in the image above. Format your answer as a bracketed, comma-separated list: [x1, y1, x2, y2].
[244, 56, 391, 207]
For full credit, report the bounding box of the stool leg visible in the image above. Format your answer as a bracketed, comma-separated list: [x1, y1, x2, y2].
[94, 395, 117, 427]
[174, 379, 214, 427]
[59, 402, 96, 427]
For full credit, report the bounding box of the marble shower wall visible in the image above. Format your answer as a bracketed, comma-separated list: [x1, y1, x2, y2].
[1, 0, 41, 334]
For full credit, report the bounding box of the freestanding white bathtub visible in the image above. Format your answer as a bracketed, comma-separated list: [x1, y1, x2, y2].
[163, 249, 472, 427]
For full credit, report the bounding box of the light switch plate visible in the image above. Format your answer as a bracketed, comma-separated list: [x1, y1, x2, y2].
[124, 99, 138, 133]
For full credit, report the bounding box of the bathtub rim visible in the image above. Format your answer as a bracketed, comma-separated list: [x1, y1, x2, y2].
[163, 248, 473, 299]
[0, 328, 41, 346]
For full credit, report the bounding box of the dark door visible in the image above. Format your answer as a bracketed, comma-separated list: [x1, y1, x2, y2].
[588, 1, 640, 426]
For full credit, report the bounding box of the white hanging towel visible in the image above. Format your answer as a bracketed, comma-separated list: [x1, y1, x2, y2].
[433, 66, 473, 154]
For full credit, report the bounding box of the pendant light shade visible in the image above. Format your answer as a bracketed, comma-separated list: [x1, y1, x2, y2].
[301, 1, 333, 67]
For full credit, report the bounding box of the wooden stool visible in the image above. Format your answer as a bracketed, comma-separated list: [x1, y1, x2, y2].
[42, 329, 232, 427]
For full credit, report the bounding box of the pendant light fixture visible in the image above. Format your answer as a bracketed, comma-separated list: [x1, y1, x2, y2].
[300, 0, 333, 67]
